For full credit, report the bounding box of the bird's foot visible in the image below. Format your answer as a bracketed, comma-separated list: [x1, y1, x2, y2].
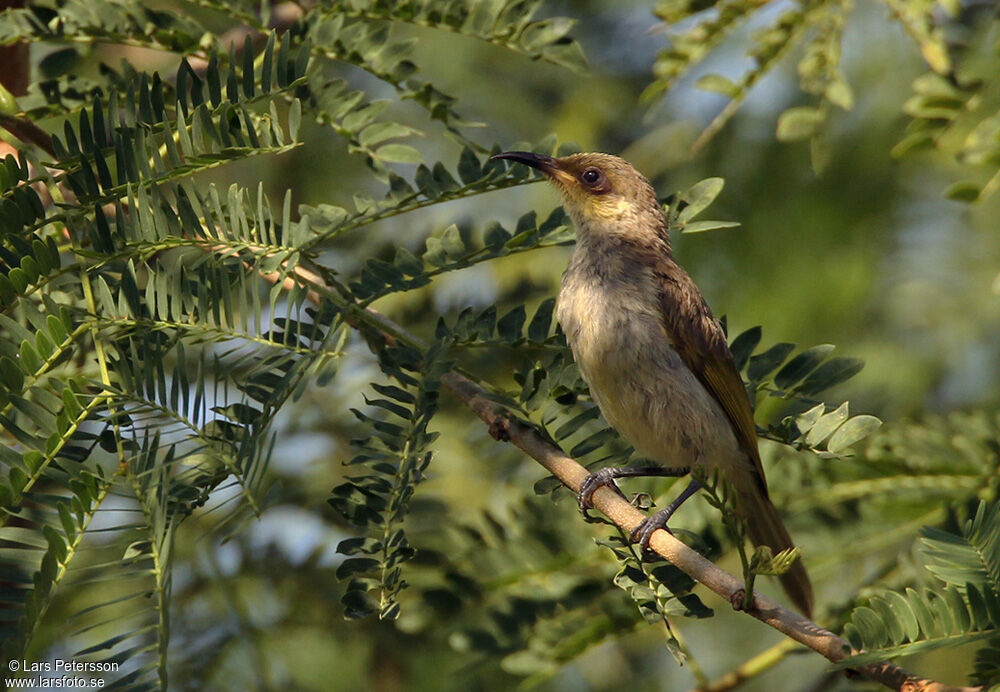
[626, 478, 703, 560]
[577, 468, 628, 520]
[629, 507, 677, 560]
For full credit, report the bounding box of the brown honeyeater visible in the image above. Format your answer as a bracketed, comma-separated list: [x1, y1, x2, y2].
[492, 151, 814, 617]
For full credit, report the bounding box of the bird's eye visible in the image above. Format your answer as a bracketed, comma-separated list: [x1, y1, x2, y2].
[581, 168, 602, 185]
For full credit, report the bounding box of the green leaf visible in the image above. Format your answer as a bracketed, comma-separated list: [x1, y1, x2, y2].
[886, 590, 921, 642]
[457, 147, 482, 184]
[554, 406, 600, 439]
[359, 122, 416, 147]
[10, 395, 55, 433]
[519, 18, 575, 52]
[393, 247, 424, 276]
[570, 428, 619, 457]
[776, 107, 826, 142]
[853, 606, 889, 648]
[751, 546, 801, 576]
[774, 344, 834, 389]
[826, 415, 881, 453]
[440, 224, 465, 259]
[497, 306, 526, 343]
[945, 586, 972, 632]
[527, 299, 555, 342]
[747, 343, 795, 382]
[891, 131, 936, 158]
[0, 356, 24, 392]
[695, 74, 739, 98]
[423, 237, 448, 267]
[678, 178, 725, 223]
[45, 314, 69, 345]
[909, 587, 938, 638]
[18, 341, 42, 373]
[376, 144, 422, 164]
[729, 327, 761, 371]
[680, 220, 740, 233]
[342, 588, 378, 619]
[484, 223, 511, 253]
[288, 98, 302, 140]
[921, 501, 1000, 593]
[804, 401, 848, 447]
[826, 80, 854, 110]
[796, 357, 864, 396]
[944, 181, 981, 203]
[793, 403, 825, 434]
[871, 596, 905, 644]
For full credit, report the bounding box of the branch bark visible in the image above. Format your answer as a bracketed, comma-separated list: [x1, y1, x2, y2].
[262, 257, 981, 692]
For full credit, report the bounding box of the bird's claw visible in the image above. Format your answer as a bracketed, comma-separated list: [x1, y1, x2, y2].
[629, 516, 673, 561]
[577, 469, 627, 520]
[623, 478, 700, 560]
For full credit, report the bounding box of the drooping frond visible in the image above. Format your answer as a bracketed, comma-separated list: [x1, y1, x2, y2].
[310, 0, 587, 71]
[330, 339, 452, 620]
[840, 500, 1000, 686]
[297, 141, 562, 250]
[920, 501, 1000, 601]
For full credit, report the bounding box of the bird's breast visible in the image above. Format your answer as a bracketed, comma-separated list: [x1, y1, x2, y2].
[556, 257, 742, 470]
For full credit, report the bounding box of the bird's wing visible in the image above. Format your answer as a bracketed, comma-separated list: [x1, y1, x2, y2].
[654, 257, 816, 616]
[654, 258, 768, 493]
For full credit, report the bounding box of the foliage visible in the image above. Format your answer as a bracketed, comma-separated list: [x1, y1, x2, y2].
[645, 0, 1000, 192]
[0, 0, 588, 684]
[645, 0, 863, 164]
[892, 11, 1000, 203]
[330, 338, 452, 620]
[841, 500, 1000, 687]
[600, 530, 713, 665]
[401, 496, 660, 685]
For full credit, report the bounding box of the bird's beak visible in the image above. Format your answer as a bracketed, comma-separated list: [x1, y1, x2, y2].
[492, 151, 575, 186]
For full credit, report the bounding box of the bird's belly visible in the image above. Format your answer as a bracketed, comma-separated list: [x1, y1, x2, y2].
[557, 285, 742, 471]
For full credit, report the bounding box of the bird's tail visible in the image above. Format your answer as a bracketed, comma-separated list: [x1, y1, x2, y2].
[731, 475, 814, 618]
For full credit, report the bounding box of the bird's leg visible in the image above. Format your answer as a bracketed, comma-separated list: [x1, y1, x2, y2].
[577, 465, 691, 520]
[629, 478, 703, 557]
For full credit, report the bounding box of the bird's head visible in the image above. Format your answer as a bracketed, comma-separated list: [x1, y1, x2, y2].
[492, 151, 668, 245]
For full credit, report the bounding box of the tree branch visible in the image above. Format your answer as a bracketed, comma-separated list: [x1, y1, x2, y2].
[438, 360, 981, 692]
[256, 255, 982, 692]
[0, 112, 55, 157]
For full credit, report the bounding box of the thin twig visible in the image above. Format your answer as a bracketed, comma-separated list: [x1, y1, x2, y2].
[0, 112, 55, 156]
[689, 639, 799, 692]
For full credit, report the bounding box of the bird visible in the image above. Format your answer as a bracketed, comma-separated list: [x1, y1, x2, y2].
[491, 150, 814, 617]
